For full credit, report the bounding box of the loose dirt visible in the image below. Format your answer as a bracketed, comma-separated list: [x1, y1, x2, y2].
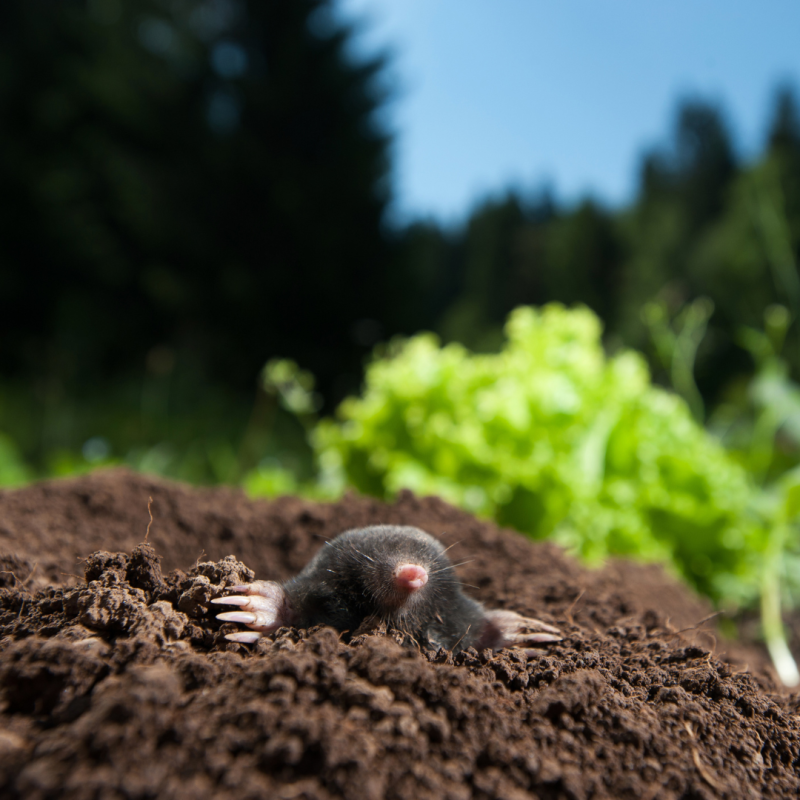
[1, 468, 798, 799]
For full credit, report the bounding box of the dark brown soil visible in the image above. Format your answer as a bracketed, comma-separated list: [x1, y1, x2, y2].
[1, 468, 798, 799]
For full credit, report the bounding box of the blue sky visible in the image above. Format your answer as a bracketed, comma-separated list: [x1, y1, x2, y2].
[337, 0, 800, 223]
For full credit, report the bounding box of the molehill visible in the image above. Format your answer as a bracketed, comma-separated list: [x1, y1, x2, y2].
[1, 469, 798, 799]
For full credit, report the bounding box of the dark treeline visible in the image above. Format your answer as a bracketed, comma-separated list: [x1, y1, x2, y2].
[2, 0, 800, 472]
[398, 94, 800, 405]
[0, 0, 392, 403]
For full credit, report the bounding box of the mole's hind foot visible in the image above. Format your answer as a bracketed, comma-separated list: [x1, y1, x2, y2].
[212, 580, 293, 642]
[476, 609, 562, 653]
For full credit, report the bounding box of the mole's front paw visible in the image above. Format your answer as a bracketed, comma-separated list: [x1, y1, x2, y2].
[212, 580, 293, 643]
[476, 609, 562, 653]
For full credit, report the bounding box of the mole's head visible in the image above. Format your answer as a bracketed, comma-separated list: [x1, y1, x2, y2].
[323, 525, 455, 615]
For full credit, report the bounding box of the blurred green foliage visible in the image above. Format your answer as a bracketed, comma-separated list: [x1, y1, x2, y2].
[0, 433, 33, 487]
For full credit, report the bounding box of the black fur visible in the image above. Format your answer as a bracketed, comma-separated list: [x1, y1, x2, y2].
[282, 525, 487, 652]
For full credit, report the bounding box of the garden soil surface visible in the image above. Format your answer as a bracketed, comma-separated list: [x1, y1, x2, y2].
[1, 468, 799, 799]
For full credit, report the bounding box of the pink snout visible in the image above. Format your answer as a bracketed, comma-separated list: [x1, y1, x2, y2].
[393, 563, 429, 592]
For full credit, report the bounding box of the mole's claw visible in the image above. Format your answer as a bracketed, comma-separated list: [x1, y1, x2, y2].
[511, 631, 562, 644]
[476, 609, 562, 652]
[212, 595, 280, 613]
[216, 611, 258, 624]
[523, 648, 548, 659]
[533, 620, 561, 635]
[225, 631, 263, 644]
[533, 632, 562, 643]
[213, 580, 293, 635]
[212, 596, 251, 607]
[216, 607, 281, 629]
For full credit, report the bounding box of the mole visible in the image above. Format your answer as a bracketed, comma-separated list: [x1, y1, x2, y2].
[213, 524, 561, 653]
